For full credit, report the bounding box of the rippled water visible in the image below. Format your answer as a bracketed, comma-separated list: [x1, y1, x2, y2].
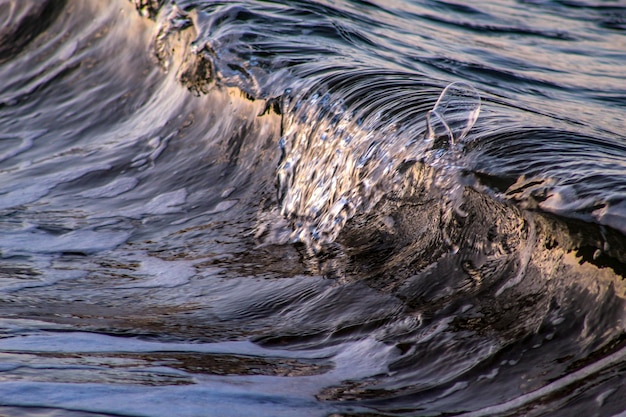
[1, 0, 625, 416]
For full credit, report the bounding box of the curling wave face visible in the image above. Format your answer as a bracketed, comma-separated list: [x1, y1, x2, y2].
[0, 0, 625, 416]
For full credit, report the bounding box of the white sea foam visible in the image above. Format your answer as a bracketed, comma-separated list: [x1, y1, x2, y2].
[1, 228, 130, 256]
[0, 328, 391, 416]
[208, 199, 238, 214]
[79, 177, 139, 198]
[115, 253, 196, 289]
[112, 188, 188, 219]
[0, 164, 111, 210]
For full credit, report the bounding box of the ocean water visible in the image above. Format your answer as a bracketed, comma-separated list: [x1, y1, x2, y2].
[0, 0, 625, 416]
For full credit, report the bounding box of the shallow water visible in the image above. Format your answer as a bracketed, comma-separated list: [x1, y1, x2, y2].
[0, 0, 625, 416]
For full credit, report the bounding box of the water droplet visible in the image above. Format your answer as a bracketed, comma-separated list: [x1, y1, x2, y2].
[357, 141, 379, 168]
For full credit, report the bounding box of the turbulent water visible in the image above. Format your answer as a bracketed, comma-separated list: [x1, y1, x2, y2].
[0, 0, 625, 416]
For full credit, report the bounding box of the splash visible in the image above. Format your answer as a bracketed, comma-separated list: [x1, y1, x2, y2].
[423, 82, 482, 240]
[275, 81, 482, 252]
[425, 82, 481, 149]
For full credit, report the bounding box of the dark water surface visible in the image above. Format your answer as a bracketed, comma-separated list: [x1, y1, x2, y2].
[0, 0, 625, 416]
